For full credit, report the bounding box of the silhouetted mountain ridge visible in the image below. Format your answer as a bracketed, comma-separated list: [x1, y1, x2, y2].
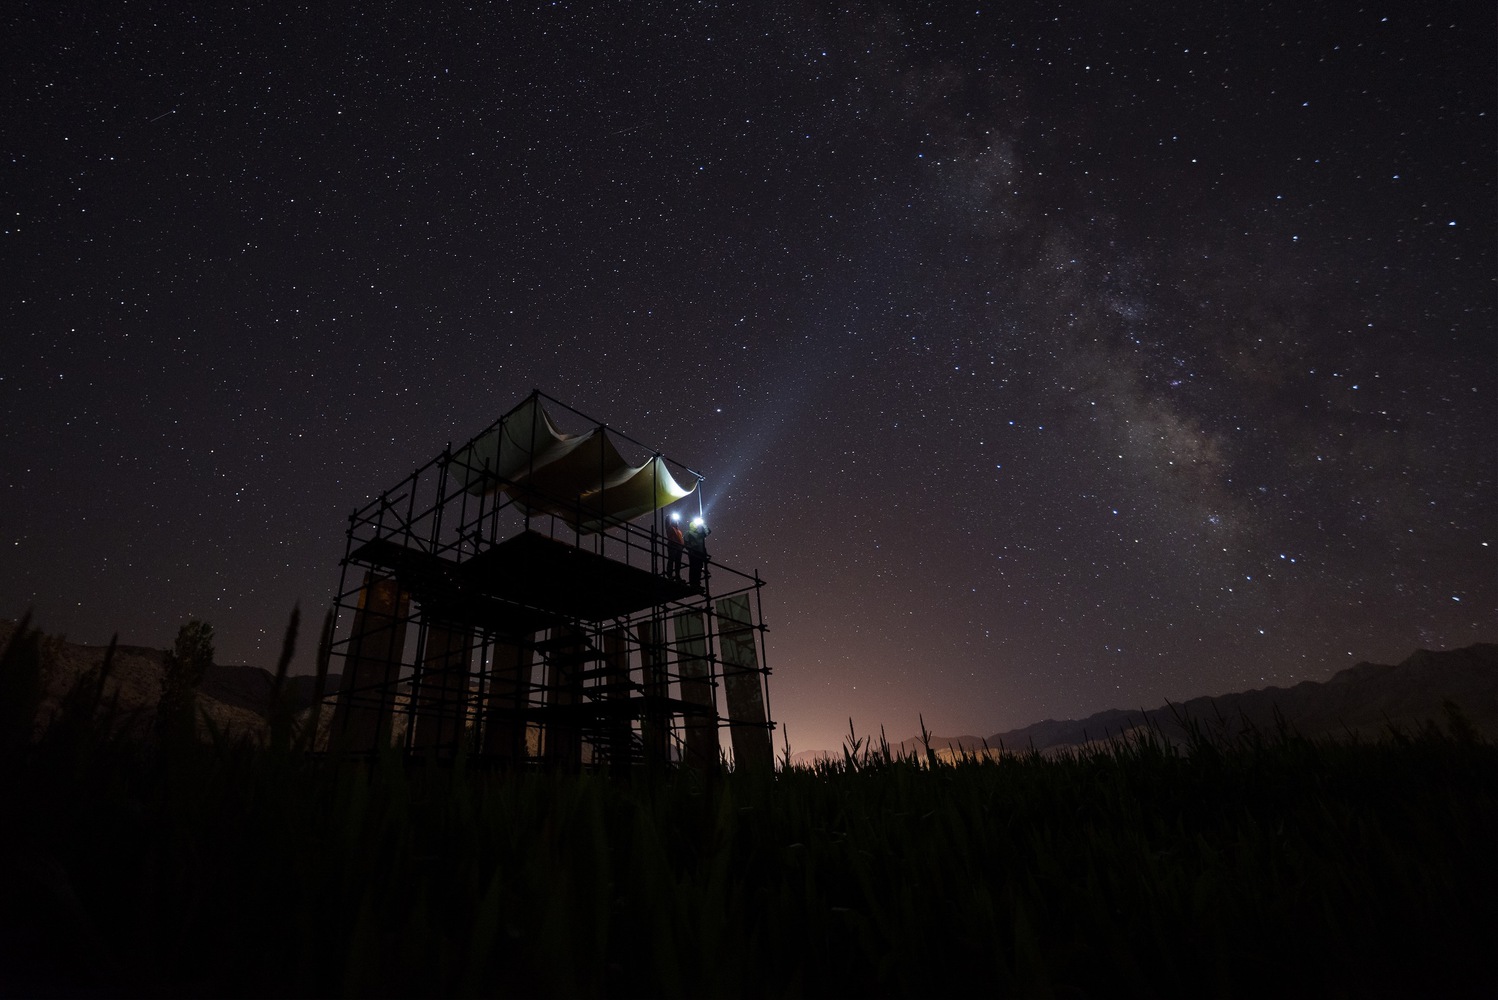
[792, 642, 1498, 765]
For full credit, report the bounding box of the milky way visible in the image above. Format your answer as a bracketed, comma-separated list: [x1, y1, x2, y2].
[4, 3, 1492, 752]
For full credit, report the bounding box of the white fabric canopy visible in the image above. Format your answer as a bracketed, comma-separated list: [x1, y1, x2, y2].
[449, 397, 695, 533]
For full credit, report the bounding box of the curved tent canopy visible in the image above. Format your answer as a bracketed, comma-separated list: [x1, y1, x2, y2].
[450, 396, 696, 533]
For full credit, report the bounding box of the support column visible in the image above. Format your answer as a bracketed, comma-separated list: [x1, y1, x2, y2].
[636, 617, 670, 766]
[411, 623, 472, 754]
[330, 572, 409, 752]
[601, 627, 631, 770]
[542, 627, 587, 770]
[483, 635, 534, 762]
[715, 594, 773, 772]
[671, 610, 718, 770]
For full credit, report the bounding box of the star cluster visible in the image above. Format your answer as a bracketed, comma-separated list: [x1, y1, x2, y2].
[3, 2, 1492, 752]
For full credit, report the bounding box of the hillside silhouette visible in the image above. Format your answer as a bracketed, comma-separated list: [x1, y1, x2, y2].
[0, 620, 332, 743]
[795, 642, 1498, 765]
[8, 622, 1492, 763]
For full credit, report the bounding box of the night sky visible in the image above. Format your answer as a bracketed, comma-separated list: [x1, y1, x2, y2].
[5, 3, 1494, 754]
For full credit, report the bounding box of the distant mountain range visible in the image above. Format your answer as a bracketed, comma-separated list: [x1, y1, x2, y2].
[791, 643, 1498, 766]
[7, 622, 1493, 764]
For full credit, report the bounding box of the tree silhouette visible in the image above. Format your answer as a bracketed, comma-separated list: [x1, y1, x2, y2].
[156, 620, 214, 745]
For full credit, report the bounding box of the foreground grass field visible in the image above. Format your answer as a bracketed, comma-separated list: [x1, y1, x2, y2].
[1, 628, 1494, 998]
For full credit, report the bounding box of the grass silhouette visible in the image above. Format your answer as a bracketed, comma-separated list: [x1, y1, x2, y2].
[0, 614, 1493, 997]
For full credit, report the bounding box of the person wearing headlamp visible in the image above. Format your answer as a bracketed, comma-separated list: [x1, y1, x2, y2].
[664, 512, 685, 580]
[685, 516, 711, 590]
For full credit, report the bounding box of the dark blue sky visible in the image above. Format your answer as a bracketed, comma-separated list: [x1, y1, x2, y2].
[4, 2, 1493, 752]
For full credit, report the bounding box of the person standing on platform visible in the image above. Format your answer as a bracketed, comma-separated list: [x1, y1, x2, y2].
[665, 513, 685, 580]
[686, 516, 710, 590]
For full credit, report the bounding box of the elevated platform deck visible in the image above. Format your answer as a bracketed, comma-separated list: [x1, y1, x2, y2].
[349, 530, 699, 634]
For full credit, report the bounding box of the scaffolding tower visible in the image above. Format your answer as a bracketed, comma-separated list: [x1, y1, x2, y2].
[321, 391, 774, 771]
